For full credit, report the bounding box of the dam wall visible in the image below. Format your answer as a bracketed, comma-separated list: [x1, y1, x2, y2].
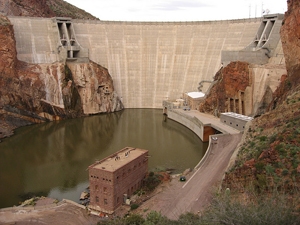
[9, 16, 276, 108]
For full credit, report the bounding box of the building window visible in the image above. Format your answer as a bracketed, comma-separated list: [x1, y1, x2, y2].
[95, 185, 98, 190]
[96, 197, 99, 202]
[104, 187, 107, 193]
[230, 122, 232, 125]
[236, 124, 238, 127]
[104, 199, 108, 205]
[117, 197, 119, 203]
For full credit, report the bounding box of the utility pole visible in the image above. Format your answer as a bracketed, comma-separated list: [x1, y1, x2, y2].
[249, 4, 251, 18]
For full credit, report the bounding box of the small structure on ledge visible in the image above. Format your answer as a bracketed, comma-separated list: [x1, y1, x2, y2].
[88, 147, 149, 214]
[183, 92, 205, 110]
[220, 112, 253, 131]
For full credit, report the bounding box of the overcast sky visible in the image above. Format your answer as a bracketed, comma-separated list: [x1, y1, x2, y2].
[64, 0, 287, 21]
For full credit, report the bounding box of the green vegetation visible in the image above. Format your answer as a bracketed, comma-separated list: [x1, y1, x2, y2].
[143, 172, 163, 191]
[131, 204, 139, 210]
[47, 0, 99, 20]
[0, 16, 11, 26]
[228, 111, 300, 192]
[97, 190, 300, 225]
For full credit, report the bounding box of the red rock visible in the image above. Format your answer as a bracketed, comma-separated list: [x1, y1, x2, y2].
[199, 61, 250, 115]
[244, 158, 255, 168]
[297, 164, 300, 173]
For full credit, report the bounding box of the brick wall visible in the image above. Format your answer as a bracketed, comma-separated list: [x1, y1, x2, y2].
[89, 150, 148, 212]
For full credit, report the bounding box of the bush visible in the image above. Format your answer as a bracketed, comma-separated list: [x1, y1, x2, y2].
[259, 136, 267, 142]
[282, 169, 289, 176]
[143, 173, 161, 191]
[131, 204, 139, 210]
[269, 133, 277, 144]
[178, 212, 200, 225]
[255, 162, 265, 173]
[125, 214, 144, 225]
[200, 190, 300, 225]
[145, 211, 172, 225]
[265, 164, 275, 175]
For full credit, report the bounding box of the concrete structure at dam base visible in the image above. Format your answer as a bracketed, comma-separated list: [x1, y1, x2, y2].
[163, 100, 240, 141]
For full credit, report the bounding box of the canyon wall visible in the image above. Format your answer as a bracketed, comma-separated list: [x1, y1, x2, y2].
[0, 15, 123, 140]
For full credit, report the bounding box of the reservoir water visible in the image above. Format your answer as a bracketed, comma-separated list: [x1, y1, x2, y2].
[0, 109, 208, 208]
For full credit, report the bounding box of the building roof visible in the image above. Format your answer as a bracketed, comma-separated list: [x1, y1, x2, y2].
[221, 112, 253, 122]
[186, 92, 205, 99]
[91, 147, 148, 172]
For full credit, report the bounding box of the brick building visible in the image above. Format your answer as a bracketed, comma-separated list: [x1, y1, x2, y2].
[88, 147, 149, 213]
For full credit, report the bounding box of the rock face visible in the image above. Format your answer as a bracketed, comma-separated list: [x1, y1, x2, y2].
[199, 61, 250, 116]
[268, 0, 300, 110]
[0, 15, 123, 140]
[223, 1, 300, 195]
[0, 0, 98, 20]
[199, 61, 286, 117]
[68, 62, 123, 114]
[280, 0, 300, 72]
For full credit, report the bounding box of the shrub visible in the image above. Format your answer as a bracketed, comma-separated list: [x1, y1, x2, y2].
[200, 190, 300, 225]
[178, 212, 200, 225]
[131, 204, 139, 210]
[146, 211, 164, 224]
[265, 164, 275, 175]
[259, 136, 267, 142]
[125, 214, 145, 225]
[282, 169, 289, 176]
[275, 143, 285, 151]
[269, 133, 277, 144]
[255, 162, 265, 173]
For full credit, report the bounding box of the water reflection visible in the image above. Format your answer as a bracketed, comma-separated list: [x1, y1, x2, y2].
[0, 109, 207, 208]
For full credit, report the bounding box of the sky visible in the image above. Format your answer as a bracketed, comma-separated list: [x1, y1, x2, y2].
[64, 0, 287, 22]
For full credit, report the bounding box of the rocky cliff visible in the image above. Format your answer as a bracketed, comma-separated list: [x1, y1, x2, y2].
[0, 15, 123, 141]
[0, 0, 98, 20]
[222, 0, 300, 197]
[198, 61, 286, 117]
[198, 61, 250, 116]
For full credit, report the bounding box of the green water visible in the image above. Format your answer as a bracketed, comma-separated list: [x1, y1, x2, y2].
[0, 109, 207, 208]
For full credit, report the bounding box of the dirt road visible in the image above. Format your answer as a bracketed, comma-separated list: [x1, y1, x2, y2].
[138, 133, 242, 220]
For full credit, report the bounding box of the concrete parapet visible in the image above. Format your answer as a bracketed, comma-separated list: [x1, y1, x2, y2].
[167, 109, 205, 140]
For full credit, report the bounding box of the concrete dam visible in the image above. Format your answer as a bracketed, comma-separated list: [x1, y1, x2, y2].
[8, 15, 285, 109]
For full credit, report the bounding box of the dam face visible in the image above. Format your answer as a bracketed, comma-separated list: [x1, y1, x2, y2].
[9, 17, 266, 108]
